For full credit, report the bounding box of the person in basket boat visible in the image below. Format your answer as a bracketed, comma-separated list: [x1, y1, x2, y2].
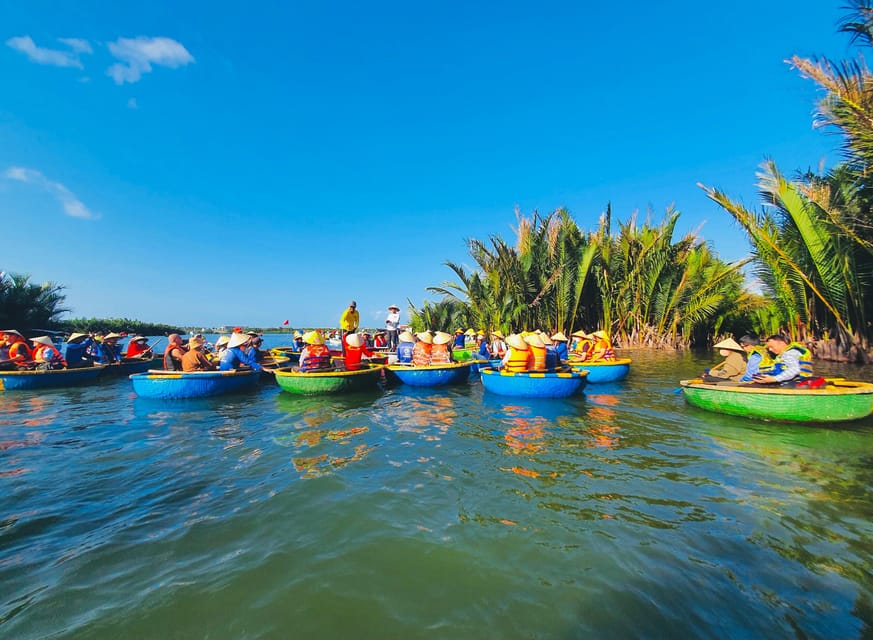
[219, 333, 262, 372]
[701, 338, 746, 383]
[2, 330, 32, 369]
[550, 332, 569, 361]
[540, 332, 560, 371]
[162, 334, 188, 371]
[245, 332, 264, 362]
[476, 332, 492, 359]
[502, 334, 534, 373]
[373, 331, 387, 348]
[452, 329, 466, 349]
[412, 331, 433, 366]
[752, 334, 816, 387]
[570, 330, 593, 360]
[431, 332, 454, 365]
[182, 335, 217, 372]
[737, 335, 772, 382]
[489, 331, 507, 359]
[125, 336, 152, 359]
[207, 335, 229, 364]
[298, 330, 332, 372]
[589, 331, 616, 361]
[523, 332, 548, 372]
[97, 333, 124, 364]
[61, 332, 96, 368]
[396, 330, 416, 364]
[30, 336, 67, 370]
[343, 332, 375, 371]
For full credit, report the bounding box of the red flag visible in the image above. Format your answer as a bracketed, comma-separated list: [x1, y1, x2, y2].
[283, 319, 289, 326]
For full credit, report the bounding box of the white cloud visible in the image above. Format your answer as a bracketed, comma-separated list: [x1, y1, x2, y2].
[107, 36, 194, 84]
[4, 167, 99, 220]
[127, 97, 138, 109]
[5, 35, 92, 69]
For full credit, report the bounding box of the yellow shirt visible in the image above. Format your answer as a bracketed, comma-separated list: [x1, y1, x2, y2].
[340, 308, 359, 331]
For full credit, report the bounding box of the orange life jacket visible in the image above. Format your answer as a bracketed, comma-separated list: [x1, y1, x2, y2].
[164, 343, 185, 371]
[8, 341, 32, 362]
[590, 337, 615, 361]
[430, 343, 451, 365]
[504, 346, 532, 373]
[412, 342, 432, 366]
[300, 344, 332, 372]
[572, 338, 593, 359]
[33, 344, 66, 368]
[528, 344, 547, 371]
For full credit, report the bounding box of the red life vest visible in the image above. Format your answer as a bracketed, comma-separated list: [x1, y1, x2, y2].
[300, 344, 332, 372]
[504, 346, 532, 373]
[412, 342, 432, 366]
[126, 341, 150, 358]
[163, 343, 185, 371]
[528, 344, 547, 371]
[430, 343, 451, 365]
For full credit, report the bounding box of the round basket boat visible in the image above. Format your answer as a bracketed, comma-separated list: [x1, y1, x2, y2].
[680, 378, 873, 423]
[130, 369, 260, 399]
[274, 363, 384, 395]
[566, 357, 631, 383]
[480, 367, 587, 398]
[385, 362, 472, 387]
[0, 365, 107, 391]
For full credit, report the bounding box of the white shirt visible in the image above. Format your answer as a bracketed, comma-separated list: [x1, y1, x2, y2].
[386, 311, 400, 331]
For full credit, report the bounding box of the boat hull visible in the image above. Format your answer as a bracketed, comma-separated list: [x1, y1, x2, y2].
[0, 365, 106, 390]
[385, 362, 471, 386]
[480, 368, 587, 398]
[680, 379, 873, 422]
[274, 364, 383, 395]
[567, 357, 631, 383]
[130, 370, 260, 399]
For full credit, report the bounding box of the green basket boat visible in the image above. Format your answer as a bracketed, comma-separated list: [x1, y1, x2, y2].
[274, 363, 384, 395]
[680, 378, 873, 423]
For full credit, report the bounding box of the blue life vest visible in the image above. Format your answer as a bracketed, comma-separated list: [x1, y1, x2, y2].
[545, 345, 559, 371]
[769, 342, 813, 379]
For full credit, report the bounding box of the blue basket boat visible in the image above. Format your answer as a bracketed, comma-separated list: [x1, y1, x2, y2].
[480, 367, 587, 398]
[385, 362, 472, 387]
[566, 357, 631, 383]
[130, 369, 260, 399]
[0, 365, 107, 391]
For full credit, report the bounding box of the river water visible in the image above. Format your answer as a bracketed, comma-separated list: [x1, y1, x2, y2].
[2, 339, 872, 639]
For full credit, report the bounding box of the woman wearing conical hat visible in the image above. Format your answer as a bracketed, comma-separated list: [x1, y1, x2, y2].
[570, 330, 593, 361]
[412, 331, 433, 366]
[431, 332, 454, 365]
[343, 332, 375, 371]
[550, 332, 569, 361]
[502, 334, 533, 373]
[296, 331, 332, 372]
[589, 330, 615, 362]
[30, 336, 67, 370]
[701, 338, 746, 382]
[219, 332, 263, 372]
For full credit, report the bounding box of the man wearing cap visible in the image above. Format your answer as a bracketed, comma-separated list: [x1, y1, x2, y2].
[489, 331, 507, 359]
[452, 329, 466, 349]
[64, 333, 96, 368]
[340, 301, 360, 354]
[385, 304, 401, 351]
[219, 333, 262, 371]
[31, 336, 67, 370]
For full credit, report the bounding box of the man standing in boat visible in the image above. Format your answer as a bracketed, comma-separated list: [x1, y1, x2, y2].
[340, 300, 360, 354]
[385, 304, 401, 351]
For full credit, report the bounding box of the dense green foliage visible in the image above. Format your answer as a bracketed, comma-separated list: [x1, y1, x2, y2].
[0, 271, 68, 333]
[59, 317, 186, 336]
[412, 208, 748, 348]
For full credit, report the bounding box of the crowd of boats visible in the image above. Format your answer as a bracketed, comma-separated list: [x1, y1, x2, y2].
[1, 328, 872, 424]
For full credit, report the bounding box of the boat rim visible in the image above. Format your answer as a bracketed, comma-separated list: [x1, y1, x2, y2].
[680, 378, 873, 395]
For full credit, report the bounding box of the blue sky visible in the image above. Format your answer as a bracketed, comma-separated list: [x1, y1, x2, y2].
[0, 1, 853, 328]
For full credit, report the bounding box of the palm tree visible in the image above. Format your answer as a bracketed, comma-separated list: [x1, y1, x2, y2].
[0, 271, 69, 333]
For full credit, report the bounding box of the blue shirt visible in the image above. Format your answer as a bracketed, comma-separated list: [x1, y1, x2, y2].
[740, 351, 763, 382]
[477, 341, 491, 358]
[453, 334, 466, 348]
[64, 338, 95, 367]
[219, 346, 262, 371]
[97, 341, 122, 364]
[396, 341, 414, 363]
[555, 342, 569, 360]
